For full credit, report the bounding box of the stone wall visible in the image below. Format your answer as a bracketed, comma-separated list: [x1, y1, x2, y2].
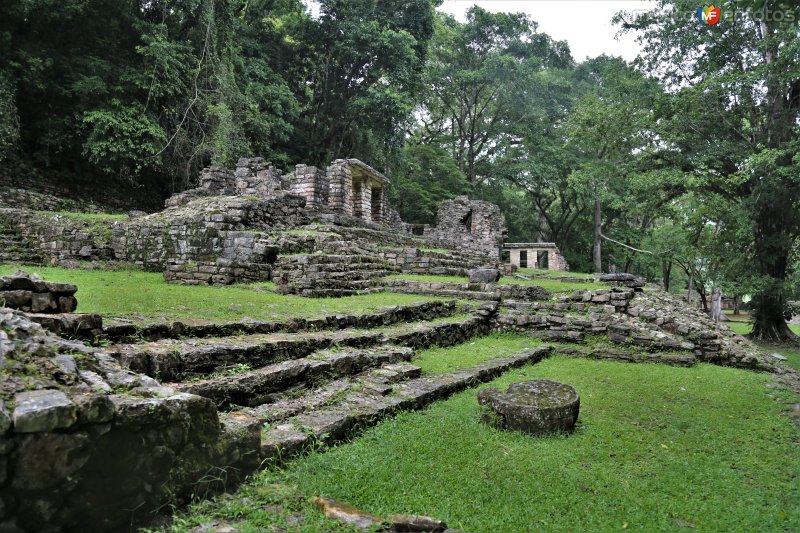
[286, 164, 329, 208]
[424, 196, 506, 263]
[0, 309, 259, 532]
[504, 242, 569, 272]
[0, 208, 117, 265]
[113, 194, 306, 278]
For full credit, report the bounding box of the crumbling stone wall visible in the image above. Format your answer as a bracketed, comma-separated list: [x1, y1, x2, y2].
[166, 158, 286, 208]
[0, 208, 116, 265]
[114, 194, 305, 282]
[424, 196, 506, 263]
[286, 164, 329, 208]
[0, 271, 78, 313]
[0, 309, 258, 532]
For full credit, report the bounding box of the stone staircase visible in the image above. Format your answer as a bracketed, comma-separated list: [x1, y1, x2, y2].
[0, 210, 42, 265]
[102, 300, 513, 469]
[266, 223, 492, 296]
[272, 253, 401, 296]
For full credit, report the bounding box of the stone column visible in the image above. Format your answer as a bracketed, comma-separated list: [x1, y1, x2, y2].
[510, 249, 520, 267]
[327, 160, 353, 215]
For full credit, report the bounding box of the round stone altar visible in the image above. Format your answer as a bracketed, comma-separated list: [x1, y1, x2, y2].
[477, 380, 580, 436]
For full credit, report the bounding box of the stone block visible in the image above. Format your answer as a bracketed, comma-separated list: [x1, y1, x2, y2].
[31, 292, 57, 313]
[58, 296, 78, 313]
[12, 389, 77, 433]
[0, 290, 32, 308]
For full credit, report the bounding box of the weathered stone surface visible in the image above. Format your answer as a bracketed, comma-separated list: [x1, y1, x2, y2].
[467, 268, 500, 283]
[478, 380, 580, 436]
[12, 389, 77, 433]
[11, 432, 91, 490]
[0, 272, 80, 314]
[313, 496, 383, 530]
[73, 393, 116, 424]
[390, 514, 448, 532]
[0, 403, 10, 433]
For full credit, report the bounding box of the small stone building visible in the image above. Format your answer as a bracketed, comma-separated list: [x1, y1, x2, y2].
[503, 242, 569, 271]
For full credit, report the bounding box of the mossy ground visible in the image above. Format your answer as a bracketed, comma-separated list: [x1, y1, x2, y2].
[166, 341, 800, 533]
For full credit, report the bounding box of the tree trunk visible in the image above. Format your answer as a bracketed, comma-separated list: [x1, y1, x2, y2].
[687, 272, 693, 305]
[661, 259, 672, 292]
[711, 287, 722, 322]
[699, 286, 709, 313]
[593, 196, 602, 272]
[749, 195, 798, 342]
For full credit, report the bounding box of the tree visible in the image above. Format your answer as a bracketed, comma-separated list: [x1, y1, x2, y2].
[564, 56, 662, 272]
[420, 8, 571, 183]
[289, 0, 437, 167]
[618, 0, 800, 342]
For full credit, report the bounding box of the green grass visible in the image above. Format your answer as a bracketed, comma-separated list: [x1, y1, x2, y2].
[0, 265, 441, 323]
[517, 268, 597, 279]
[386, 273, 608, 293]
[414, 332, 542, 374]
[37, 210, 127, 220]
[498, 277, 608, 293]
[171, 354, 799, 532]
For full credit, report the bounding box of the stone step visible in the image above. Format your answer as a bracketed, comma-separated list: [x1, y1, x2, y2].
[253, 346, 554, 462]
[172, 345, 415, 409]
[275, 254, 392, 266]
[102, 299, 458, 343]
[108, 312, 493, 381]
[557, 346, 697, 367]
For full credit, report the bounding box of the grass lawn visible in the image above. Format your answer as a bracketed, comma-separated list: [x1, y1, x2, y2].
[0, 265, 441, 323]
[39, 211, 128, 221]
[386, 274, 468, 283]
[413, 332, 543, 374]
[169, 352, 799, 532]
[386, 273, 609, 294]
[516, 268, 597, 279]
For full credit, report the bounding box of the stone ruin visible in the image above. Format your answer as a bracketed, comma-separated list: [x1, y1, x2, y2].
[113, 158, 508, 295]
[478, 379, 580, 436]
[0, 270, 78, 313]
[504, 242, 569, 271]
[423, 196, 507, 262]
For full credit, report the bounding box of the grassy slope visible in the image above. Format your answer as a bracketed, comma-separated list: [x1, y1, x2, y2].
[171, 350, 799, 532]
[497, 277, 607, 292]
[0, 265, 439, 322]
[414, 332, 543, 374]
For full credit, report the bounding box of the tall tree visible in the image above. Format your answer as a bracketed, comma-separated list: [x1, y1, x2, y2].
[565, 56, 662, 272]
[618, 0, 800, 341]
[290, 0, 437, 167]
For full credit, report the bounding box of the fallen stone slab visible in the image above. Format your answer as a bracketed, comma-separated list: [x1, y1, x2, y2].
[390, 514, 448, 532]
[468, 268, 500, 283]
